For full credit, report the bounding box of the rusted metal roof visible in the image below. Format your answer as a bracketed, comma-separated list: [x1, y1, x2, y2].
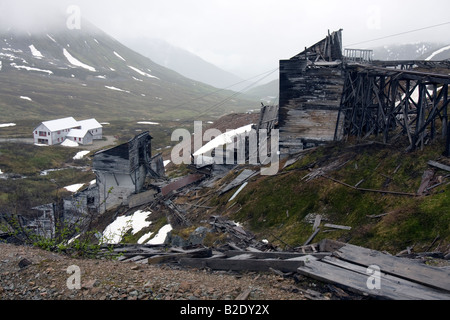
[161, 174, 204, 196]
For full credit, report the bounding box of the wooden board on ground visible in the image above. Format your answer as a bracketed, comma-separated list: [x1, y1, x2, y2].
[321, 256, 450, 300]
[224, 250, 331, 260]
[179, 257, 307, 273]
[297, 258, 450, 300]
[332, 242, 450, 292]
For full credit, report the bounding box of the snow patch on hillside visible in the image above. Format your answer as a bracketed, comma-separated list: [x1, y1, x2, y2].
[73, 150, 90, 160]
[128, 65, 159, 79]
[20, 96, 32, 101]
[137, 121, 160, 125]
[0, 123, 16, 128]
[146, 224, 172, 245]
[105, 86, 130, 93]
[113, 51, 126, 61]
[102, 210, 152, 244]
[29, 45, 43, 58]
[425, 45, 450, 61]
[63, 48, 96, 72]
[47, 34, 57, 43]
[10, 63, 53, 75]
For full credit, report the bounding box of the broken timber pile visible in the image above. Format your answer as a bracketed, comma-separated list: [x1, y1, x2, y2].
[99, 239, 450, 300]
[297, 240, 450, 300]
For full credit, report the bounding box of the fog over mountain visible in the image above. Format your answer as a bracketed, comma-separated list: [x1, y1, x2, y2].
[120, 37, 249, 90]
[0, 12, 255, 122]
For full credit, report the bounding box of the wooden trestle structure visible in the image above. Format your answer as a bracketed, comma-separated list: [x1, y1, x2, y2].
[334, 61, 450, 155]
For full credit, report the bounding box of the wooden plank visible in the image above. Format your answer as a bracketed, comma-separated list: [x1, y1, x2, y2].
[313, 215, 322, 230]
[147, 247, 213, 264]
[120, 255, 147, 262]
[228, 253, 255, 260]
[323, 223, 352, 230]
[220, 170, 257, 194]
[322, 256, 450, 300]
[297, 258, 450, 300]
[224, 250, 331, 260]
[303, 228, 320, 246]
[179, 257, 305, 273]
[428, 160, 450, 172]
[333, 242, 450, 292]
[318, 239, 346, 252]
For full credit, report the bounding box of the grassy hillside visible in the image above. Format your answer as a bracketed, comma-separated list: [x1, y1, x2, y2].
[0, 20, 256, 123]
[202, 138, 450, 254]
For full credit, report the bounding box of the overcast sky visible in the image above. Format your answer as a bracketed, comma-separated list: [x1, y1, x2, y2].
[2, 0, 450, 79]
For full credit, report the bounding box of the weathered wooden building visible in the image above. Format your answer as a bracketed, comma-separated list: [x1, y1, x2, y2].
[279, 29, 345, 156]
[93, 132, 156, 213]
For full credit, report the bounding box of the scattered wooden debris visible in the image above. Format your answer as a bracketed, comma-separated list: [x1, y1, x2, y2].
[209, 215, 255, 247]
[97, 238, 450, 300]
[302, 158, 350, 182]
[163, 199, 190, 226]
[220, 169, 257, 195]
[301, 239, 450, 300]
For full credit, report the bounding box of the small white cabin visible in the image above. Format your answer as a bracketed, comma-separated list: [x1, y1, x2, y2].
[66, 129, 93, 145]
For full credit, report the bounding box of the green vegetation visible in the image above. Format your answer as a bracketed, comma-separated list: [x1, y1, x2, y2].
[214, 140, 450, 253]
[0, 142, 95, 216]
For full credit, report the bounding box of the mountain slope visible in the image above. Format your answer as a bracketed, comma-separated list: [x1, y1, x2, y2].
[120, 37, 249, 91]
[0, 19, 255, 122]
[243, 78, 279, 105]
[421, 44, 450, 61]
[370, 42, 449, 61]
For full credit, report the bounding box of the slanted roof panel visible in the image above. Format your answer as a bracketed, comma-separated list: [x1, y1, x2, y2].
[42, 117, 78, 132]
[67, 129, 92, 138]
[78, 119, 102, 130]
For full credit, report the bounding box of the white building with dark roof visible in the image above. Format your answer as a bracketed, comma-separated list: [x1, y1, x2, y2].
[33, 117, 102, 145]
